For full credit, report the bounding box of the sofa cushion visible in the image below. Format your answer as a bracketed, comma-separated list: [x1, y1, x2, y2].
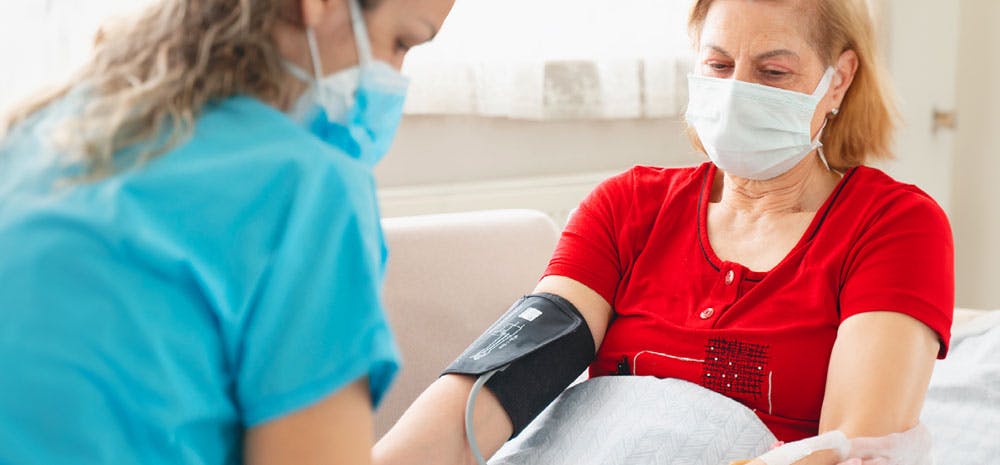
[376, 209, 560, 436]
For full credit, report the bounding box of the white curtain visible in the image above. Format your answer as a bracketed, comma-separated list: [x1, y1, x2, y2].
[0, 0, 695, 120]
[402, 0, 695, 120]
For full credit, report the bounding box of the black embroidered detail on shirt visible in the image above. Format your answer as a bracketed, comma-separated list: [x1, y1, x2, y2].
[701, 338, 769, 398]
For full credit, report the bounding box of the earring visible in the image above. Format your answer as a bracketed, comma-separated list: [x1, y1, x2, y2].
[830, 108, 840, 117]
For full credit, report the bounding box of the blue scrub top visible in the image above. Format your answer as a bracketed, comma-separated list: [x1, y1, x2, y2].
[0, 93, 400, 464]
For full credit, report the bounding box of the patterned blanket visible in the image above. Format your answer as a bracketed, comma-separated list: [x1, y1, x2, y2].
[490, 376, 776, 465]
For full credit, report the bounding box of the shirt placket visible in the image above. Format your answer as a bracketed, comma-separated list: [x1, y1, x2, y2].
[694, 263, 743, 327]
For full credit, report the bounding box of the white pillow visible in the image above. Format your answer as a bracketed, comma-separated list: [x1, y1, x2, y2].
[921, 311, 1000, 465]
[490, 377, 776, 465]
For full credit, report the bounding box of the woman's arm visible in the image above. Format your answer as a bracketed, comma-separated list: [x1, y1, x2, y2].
[245, 378, 374, 465]
[818, 311, 938, 437]
[746, 311, 940, 465]
[373, 275, 613, 465]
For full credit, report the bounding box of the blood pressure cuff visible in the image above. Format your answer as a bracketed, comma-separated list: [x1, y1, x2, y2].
[443, 292, 595, 438]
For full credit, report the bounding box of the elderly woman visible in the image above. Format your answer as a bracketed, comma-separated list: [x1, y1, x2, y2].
[375, 1, 953, 464]
[0, 0, 452, 464]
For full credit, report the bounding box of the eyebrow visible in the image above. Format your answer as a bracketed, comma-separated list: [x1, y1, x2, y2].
[705, 44, 800, 61]
[754, 49, 799, 61]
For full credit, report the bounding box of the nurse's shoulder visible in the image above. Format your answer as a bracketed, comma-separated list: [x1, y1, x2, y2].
[173, 95, 378, 202]
[99, 95, 386, 314]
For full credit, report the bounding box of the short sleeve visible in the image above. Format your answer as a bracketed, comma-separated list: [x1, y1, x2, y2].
[839, 190, 954, 358]
[235, 162, 400, 427]
[544, 170, 633, 304]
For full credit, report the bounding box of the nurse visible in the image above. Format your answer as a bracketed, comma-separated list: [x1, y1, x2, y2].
[0, 0, 452, 464]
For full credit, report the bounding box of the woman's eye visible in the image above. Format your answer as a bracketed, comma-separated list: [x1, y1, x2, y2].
[761, 69, 788, 78]
[705, 62, 731, 74]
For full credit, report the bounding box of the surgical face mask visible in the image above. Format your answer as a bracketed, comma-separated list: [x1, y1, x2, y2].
[685, 67, 835, 181]
[287, 0, 410, 168]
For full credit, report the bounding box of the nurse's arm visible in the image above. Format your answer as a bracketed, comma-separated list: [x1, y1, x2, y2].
[745, 311, 939, 465]
[245, 378, 374, 465]
[373, 275, 613, 465]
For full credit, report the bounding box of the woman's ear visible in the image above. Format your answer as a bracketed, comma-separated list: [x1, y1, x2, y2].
[830, 49, 859, 110]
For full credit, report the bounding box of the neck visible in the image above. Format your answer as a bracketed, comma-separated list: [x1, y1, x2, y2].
[717, 152, 841, 215]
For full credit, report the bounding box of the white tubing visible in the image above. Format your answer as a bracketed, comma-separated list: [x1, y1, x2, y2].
[465, 369, 502, 465]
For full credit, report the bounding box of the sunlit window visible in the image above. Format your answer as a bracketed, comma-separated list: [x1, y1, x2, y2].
[0, 1, 153, 114]
[0, 0, 693, 120]
[402, 0, 693, 119]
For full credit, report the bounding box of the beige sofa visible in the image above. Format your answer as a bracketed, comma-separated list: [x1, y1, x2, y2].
[376, 209, 561, 436]
[375, 209, 991, 438]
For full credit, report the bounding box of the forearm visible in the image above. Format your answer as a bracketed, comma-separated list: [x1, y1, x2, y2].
[739, 313, 939, 465]
[245, 379, 374, 465]
[373, 374, 513, 465]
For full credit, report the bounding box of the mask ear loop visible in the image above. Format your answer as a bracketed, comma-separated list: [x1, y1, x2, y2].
[347, 0, 373, 65]
[284, 60, 314, 84]
[305, 28, 326, 81]
[817, 145, 834, 174]
[815, 116, 831, 171]
[815, 113, 845, 176]
[812, 67, 837, 97]
[813, 67, 841, 175]
[304, 26, 348, 115]
[304, 0, 371, 75]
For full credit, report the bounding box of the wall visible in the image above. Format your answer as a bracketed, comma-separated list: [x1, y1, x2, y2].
[374, 116, 703, 222]
[375, 116, 700, 188]
[877, 0, 959, 214]
[950, 0, 1000, 309]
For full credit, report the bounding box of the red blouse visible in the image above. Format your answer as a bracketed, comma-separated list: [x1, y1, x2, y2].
[543, 162, 954, 441]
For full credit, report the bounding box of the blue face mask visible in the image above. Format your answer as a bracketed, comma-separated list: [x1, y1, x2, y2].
[287, 0, 410, 168]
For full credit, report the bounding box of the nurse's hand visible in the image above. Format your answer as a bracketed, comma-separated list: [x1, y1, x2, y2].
[245, 377, 375, 465]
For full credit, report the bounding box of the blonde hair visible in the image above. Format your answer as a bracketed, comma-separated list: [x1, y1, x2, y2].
[687, 0, 897, 169]
[0, 0, 373, 178]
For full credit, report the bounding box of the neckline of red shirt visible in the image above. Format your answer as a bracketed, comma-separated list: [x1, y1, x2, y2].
[696, 162, 858, 281]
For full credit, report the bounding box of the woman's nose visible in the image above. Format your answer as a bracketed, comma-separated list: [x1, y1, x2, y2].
[732, 64, 755, 84]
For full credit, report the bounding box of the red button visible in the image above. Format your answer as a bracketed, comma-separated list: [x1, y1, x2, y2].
[700, 307, 715, 319]
[725, 270, 735, 285]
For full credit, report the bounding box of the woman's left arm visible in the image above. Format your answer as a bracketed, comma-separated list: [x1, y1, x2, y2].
[741, 311, 939, 465]
[818, 311, 938, 439]
[746, 191, 952, 465]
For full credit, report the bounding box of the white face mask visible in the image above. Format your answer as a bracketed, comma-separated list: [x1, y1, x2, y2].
[685, 67, 835, 181]
[285, 0, 410, 167]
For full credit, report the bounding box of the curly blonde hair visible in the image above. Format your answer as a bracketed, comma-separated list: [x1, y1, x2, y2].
[687, 0, 898, 169]
[1, 0, 372, 178]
